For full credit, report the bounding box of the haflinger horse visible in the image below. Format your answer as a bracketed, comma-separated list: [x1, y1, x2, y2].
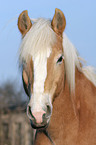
[18, 8, 96, 145]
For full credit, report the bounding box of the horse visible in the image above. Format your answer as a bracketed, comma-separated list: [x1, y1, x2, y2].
[18, 8, 96, 145]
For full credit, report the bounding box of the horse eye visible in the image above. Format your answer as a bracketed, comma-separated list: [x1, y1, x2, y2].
[57, 55, 64, 64]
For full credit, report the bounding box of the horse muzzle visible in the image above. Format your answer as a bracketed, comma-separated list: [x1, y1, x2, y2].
[27, 104, 52, 129]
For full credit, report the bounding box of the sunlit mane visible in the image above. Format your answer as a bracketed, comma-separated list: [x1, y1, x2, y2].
[63, 33, 96, 92]
[19, 18, 56, 65]
[63, 34, 81, 91]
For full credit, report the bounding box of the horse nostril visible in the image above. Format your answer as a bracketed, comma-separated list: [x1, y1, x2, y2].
[27, 106, 35, 120]
[29, 106, 32, 115]
[29, 106, 32, 116]
[42, 113, 46, 118]
[46, 105, 51, 117]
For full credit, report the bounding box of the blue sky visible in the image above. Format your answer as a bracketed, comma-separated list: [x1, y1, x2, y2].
[0, 0, 96, 83]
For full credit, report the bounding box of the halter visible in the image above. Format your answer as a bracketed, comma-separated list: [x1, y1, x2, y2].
[43, 130, 55, 145]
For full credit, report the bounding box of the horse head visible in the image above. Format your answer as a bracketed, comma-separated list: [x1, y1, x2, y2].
[18, 8, 66, 129]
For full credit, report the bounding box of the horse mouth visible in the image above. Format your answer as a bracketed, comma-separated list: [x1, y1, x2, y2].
[30, 120, 49, 130]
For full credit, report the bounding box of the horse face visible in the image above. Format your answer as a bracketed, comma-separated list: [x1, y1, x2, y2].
[23, 42, 64, 129]
[18, 8, 66, 129]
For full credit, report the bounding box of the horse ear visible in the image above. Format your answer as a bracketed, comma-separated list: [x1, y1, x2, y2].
[51, 8, 66, 36]
[18, 10, 32, 36]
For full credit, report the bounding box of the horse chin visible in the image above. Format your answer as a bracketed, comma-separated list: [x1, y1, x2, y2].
[30, 120, 49, 130]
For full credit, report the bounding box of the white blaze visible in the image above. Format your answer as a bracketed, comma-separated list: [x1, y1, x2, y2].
[33, 54, 47, 93]
[29, 48, 51, 112]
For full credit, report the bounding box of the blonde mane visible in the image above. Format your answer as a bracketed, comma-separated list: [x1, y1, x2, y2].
[19, 18, 96, 93]
[63, 33, 96, 92]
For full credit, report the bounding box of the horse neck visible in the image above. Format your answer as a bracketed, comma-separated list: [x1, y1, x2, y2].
[47, 68, 96, 144]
